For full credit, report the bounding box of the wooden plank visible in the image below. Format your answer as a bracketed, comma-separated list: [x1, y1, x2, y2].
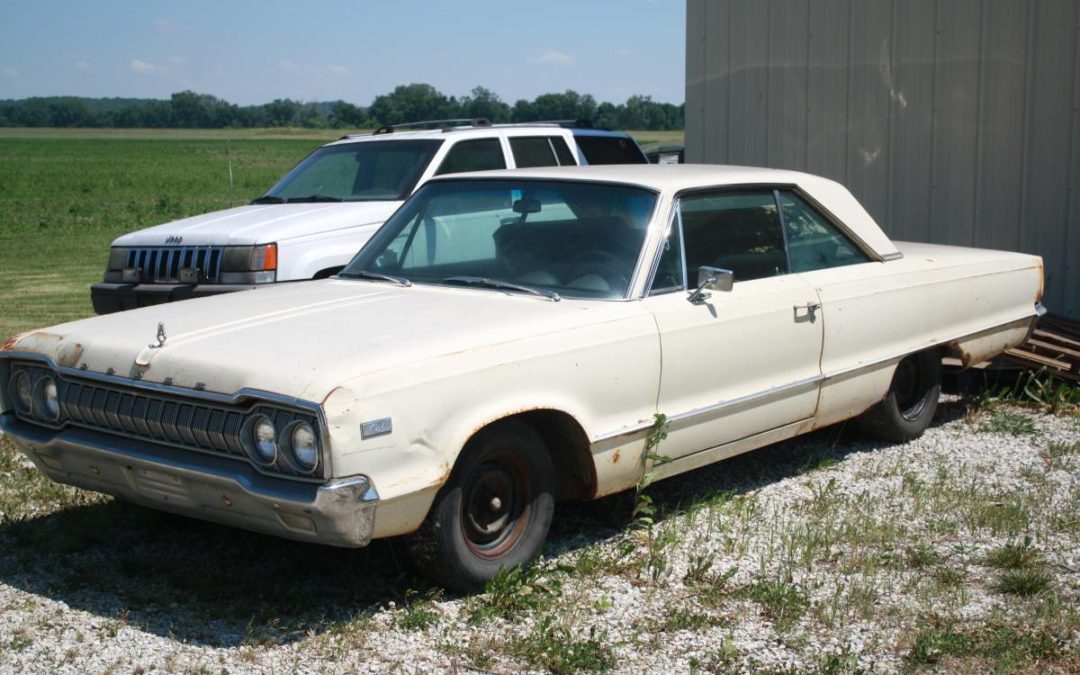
[1032, 330, 1080, 351]
[1004, 348, 1072, 371]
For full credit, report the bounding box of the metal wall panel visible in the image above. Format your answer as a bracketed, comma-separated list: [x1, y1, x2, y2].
[685, 0, 1080, 316]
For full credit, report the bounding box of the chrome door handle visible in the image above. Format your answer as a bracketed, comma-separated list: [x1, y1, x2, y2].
[793, 301, 821, 323]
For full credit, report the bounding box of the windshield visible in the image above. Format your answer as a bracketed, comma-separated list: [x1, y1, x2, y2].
[342, 179, 658, 299]
[260, 139, 443, 202]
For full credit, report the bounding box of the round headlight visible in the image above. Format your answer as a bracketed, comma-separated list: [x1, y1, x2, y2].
[39, 376, 60, 421]
[290, 422, 318, 471]
[11, 371, 32, 414]
[251, 417, 278, 464]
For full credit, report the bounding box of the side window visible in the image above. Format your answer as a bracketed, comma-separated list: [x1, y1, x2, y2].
[552, 137, 576, 165]
[435, 138, 506, 175]
[510, 137, 560, 168]
[779, 191, 870, 272]
[649, 214, 686, 294]
[679, 190, 787, 283]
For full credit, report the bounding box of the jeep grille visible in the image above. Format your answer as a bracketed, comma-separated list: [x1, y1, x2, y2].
[126, 246, 224, 283]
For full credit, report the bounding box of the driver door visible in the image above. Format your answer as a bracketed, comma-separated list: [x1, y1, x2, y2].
[643, 189, 824, 460]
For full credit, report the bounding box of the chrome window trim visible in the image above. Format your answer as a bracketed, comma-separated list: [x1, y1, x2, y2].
[0, 351, 332, 481]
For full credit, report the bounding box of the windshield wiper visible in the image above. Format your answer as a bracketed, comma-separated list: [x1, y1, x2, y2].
[442, 276, 560, 302]
[339, 269, 412, 287]
[252, 194, 344, 204]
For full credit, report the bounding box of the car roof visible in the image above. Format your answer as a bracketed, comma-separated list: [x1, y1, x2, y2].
[428, 164, 901, 260]
[327, 124, 630, 146]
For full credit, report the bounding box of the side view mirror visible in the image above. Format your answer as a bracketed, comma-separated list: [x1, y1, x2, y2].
[688, 266, 734, 304]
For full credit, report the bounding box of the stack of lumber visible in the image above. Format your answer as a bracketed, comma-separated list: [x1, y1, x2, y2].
[1003, 313, 1080, 382]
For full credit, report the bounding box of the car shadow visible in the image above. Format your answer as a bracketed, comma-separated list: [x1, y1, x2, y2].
[0, 401, 959, 647]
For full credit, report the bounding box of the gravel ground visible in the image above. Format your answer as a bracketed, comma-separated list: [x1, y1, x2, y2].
[0, 398, 1077, 674]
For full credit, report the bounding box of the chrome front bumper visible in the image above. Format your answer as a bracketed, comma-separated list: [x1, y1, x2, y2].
[1, 413, 378, 547]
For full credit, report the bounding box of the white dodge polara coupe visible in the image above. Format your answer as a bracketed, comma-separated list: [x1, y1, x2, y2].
[1, 165, 1044, 590]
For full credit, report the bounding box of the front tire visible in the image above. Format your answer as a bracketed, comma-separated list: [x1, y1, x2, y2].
[857, 351, 942, 443]
[406, 420, 555, 592]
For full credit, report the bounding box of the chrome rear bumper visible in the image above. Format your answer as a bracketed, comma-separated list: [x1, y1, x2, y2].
[1, 413, 378, 547]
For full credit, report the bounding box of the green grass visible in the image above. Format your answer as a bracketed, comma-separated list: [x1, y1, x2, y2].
[0, 132, 321, 338]
[0, 127, 682, 339]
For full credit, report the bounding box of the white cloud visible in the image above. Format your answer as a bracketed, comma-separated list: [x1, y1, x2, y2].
[169, 55, 187, 65]
[325, 64, 349, 77]
[74, 60, 91, 72]
[2, 66, 18, 77]
[130, 59, 166, 75]
[154, 19, 180, 33]
[530, 50, 575, 66]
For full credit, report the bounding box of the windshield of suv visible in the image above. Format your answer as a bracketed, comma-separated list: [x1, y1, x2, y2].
[341, 179, 658, 299]
[259, 139, 443, 203]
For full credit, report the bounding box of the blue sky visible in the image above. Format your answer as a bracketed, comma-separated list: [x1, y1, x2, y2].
[0, 0, 686, 106]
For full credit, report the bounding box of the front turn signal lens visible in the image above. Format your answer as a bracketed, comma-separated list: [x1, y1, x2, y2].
[252, 243, 277, 272]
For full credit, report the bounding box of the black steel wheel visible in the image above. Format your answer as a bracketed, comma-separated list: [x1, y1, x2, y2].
[406, 420, 554, 592]
[857, 350, 942, 443]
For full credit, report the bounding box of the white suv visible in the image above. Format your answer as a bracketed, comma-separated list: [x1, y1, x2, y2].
[91, 120, 647, 313]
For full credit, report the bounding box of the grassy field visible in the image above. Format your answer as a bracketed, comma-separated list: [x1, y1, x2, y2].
[0, 127, 683, 339]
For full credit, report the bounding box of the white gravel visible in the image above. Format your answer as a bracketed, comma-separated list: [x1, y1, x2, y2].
[0, 401, 1077, 673]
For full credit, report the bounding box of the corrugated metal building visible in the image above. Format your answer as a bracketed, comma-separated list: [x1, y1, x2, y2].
[685, 0, 1079, 316]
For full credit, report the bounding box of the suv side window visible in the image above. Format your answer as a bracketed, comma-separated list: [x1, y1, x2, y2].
[510, 136, 576, 168]
[574, 135, 647, 165]
[778, 191, 870, 272]
[435, 138, 507, 175]
[679, 190, 788, 283]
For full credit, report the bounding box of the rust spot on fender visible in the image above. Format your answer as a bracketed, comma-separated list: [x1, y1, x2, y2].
[946, 340, 974, 368]
[612, 449, 621, 464]
[4, 331, 84, 367]
[0, 332, 25, 352]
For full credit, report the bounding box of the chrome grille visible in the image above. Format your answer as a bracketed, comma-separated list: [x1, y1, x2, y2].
[126, 246, 224, 283]
[11, 363, 320, 480]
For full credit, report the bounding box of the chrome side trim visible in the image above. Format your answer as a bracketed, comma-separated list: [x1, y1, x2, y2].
[592, 373, 824, 443]
[592, 310, 1039, 443]
[880, 251, 905, 261]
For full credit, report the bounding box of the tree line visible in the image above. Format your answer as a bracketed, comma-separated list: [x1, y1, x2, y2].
[0, 84, 684, 130]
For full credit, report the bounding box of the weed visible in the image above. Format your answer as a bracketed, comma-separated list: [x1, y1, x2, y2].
[906, 618, 1064, 670]
[903, 544, 939, 569]
[732, 580, 809, 631]
[981, 410, 1038, 435]
[684, 551, 715, 585]
[395, 589, 441, 631]
[466, 564, 561, 624]
[1045, 440, 1080, 469]
[996, 567, 1054, 596]
[654, 606, 728, 632]
[984, 537, 1041, 569]
[510, 616, 616, 674]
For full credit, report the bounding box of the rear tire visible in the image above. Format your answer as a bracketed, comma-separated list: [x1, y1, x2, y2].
[406, 420, 555, 592]
[857, 351, 942, 443]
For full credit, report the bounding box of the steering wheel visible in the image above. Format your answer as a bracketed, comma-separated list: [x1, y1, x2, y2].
[567, 250, 630, 291]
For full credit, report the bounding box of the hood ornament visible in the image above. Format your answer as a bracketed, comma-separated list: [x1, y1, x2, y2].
[149, 322, 167, 349]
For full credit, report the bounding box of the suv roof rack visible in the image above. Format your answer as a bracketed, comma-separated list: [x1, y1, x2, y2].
[370, 118, 493, 135]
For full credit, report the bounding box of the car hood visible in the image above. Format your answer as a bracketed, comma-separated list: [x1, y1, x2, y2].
[111, 202, 402, 247]
[6, 280, 643, 404]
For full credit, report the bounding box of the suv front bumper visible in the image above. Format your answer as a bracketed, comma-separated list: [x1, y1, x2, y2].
[91, 282, 259, 314]
[1, 413, 378, 547]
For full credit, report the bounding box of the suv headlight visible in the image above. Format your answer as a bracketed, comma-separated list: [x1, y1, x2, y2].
[219, 244, 277, 284]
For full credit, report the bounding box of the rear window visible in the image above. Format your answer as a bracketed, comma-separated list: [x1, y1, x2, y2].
[574, 135, 647, 165]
